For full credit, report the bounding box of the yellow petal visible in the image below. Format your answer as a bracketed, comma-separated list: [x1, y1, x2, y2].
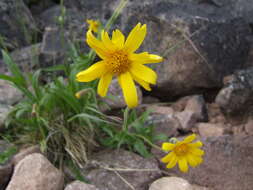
[178, 158, 189, 173]
[166, 154, 178, 169]
[86, 30, 108, 59]
[183, 134, 196, 143]
[76, 61, 106, 82]
[161, 152, 174, 163]
[189, 141, 203, 148]
[112, 29, 125, 48]
[130, 63, 157, 84]
[194, 156, 203, 165]
[186, 154, 198, 167]
[132, 74, 151, 91]
[118, 72, 138, 108]
[162, 143, 175, 151]
[101, 30, 115, 51]
[129, 52, 163, 64]
[190, 148, 205, 156]
[124, 23, 147, 53]
[97, 72, 113, 97]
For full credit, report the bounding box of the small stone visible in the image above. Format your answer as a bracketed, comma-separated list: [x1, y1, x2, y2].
[245, 119, 253, 135]
[65, 180, 98, 190]
[0, 80, 23, 105]
[6, 153, 64, 190]
[148, 105, 174, 115]
[184, 95, 208, 122]
[149, 177, 193, 190]
[175, 111, 197, 131]
[197, 123, 225, 137]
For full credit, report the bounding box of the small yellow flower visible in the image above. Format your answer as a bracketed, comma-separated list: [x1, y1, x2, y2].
[161, 134, 204, 173]
[86, 19, 100, 33]
[76, 23, 163, 108]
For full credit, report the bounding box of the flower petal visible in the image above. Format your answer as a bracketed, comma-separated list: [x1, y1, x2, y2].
[130, 63, 157, 84]
[129, 52, 163, 64]
[194, 156, 203, 165]
[132, 74, 151, 91]
[189, 141, 203, 148]
[76, 61, 106, 82]
[97, 72, 113, 97]
[112, 29, 125, 48]
[161, 152, 174, 163]
[166, 154, 178, 169]
[178, 158, 189, 173]
[183, 134, 196, 143]
[124, 23, 147, 53]
[101, 30, 115, 51]
[186, 154, 198, 167]
[190, 148, 205, 156]
[118, 72, 138, 108]
[162, 142, 175, 151]
[86, 30, 108, 59]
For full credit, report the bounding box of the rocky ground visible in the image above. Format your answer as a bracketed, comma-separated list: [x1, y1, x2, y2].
[1, 0, 253, 190]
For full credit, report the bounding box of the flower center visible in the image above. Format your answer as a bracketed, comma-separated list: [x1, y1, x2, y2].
[106, 51, 131, 74]
[174, 144, 189, 156]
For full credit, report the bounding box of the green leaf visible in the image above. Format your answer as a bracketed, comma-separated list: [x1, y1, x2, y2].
[133, 140, 151, 158]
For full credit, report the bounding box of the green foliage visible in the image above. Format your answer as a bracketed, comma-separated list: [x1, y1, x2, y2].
[0, 146, 17, 164]
[0, 49, 111, 166]
[99, 109, 165, 158]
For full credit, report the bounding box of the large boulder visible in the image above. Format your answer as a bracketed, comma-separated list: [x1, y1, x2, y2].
[120, 1, 252, 100]
[84, 149, 162, 190]
[6, 153, 64, 190]
[0, 0, 37, 50]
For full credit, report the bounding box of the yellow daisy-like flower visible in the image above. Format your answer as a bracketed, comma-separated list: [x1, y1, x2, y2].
[86, 19, 100, 33]
[161, 134, 204, 173]
[76, 23, 163, 108]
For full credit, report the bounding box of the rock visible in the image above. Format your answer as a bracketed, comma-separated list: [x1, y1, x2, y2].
[197, 123, 225, 137]
[147, 111, 180, 139]
[149, 177, 192, 190]
[11, 145, 41, 166]
[207, 103, 226, 124]
[123, 2, 251, 100]
[170, 135, 253, 190]
[148, 105, 174, 115]
[175, 111, 197, 131]
[244, 119, 253, 135]
[0, 0, 37, 50]
[0, 104, 12, 128]
[100, 79, 143, 111]
[6, 153, 64, 190]
[184, 95, 208, 122]
[215, 67, 253, 115]
[0, 80, 23, 105]
[84, 149, 161, 190]
[65, 180, 98, 190]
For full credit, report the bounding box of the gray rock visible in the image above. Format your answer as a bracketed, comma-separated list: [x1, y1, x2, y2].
[175, 111, 198, 131]
[170, 135, 253, 190]
[6, 153, 64, 190]
[197, 122, 225, 137]
[65, 180, 98, 190]
[184, 95, 208, 122]
[215, 67, 253, 115]
[0, 0, 37, 50]
[122, 2, 251, 100]
[84, 149, 161, 190]
[0, 80, 23, 105]
[149, 177, 193, 190]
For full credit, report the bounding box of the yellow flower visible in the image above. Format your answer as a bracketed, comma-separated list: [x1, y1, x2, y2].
[161, 134, 204, 173]
[76, 23, 163, 108]
[86, 19, 100, 33]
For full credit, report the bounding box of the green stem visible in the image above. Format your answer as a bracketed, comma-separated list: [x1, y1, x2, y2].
[122, 107, 130, 131]
[132, 133, 163, 151]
